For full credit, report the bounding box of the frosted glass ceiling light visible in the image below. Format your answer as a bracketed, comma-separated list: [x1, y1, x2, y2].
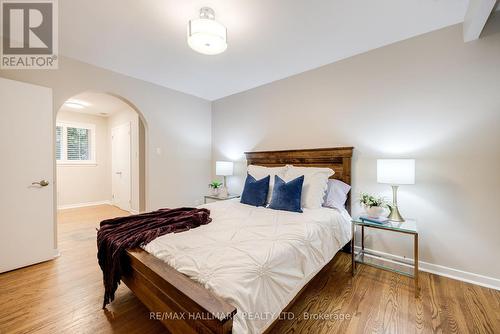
[64, 99, 90, 109]
[188, 7, 227, 55]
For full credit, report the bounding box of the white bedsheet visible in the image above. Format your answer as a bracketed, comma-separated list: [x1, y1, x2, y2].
[143, 199, 352, 334]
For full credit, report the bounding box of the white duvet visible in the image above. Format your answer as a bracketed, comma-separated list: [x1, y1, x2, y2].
[143, 199, 352, 334]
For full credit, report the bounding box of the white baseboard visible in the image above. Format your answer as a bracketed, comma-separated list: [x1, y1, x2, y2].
[354, 246, 500, 291]
[57, 200, 112, 210]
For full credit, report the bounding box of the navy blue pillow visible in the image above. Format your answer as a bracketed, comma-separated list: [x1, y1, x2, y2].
[240, 174, 270, 207]
[268, 175, 304, 213]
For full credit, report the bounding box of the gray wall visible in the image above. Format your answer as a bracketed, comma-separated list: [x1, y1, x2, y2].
[1, 56, 212, 248]
[212, 19, 500, 282]
[1, 56, 212, 210]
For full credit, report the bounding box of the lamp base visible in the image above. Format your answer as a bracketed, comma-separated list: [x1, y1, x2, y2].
[388, 185, 405, 222]
[388, 205, 405, 222]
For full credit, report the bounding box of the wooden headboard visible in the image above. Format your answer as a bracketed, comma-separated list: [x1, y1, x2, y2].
[244, 147, 354, 212]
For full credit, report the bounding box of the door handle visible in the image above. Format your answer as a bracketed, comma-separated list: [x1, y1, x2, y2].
[32, 180, 49, 187]
[115, 171, 122, 175]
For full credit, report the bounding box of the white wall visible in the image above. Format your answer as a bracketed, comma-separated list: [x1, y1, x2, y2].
[56, 107, 145, 212]
[56, 110, 111, 207]
[212, 20, 500, 285]
[1, 56, 212, 248]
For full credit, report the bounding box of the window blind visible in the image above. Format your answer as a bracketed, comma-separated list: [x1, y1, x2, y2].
[67, 127, 90, 160]
[56, 122, 94, 163]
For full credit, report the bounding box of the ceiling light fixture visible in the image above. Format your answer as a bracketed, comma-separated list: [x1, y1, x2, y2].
[64, 99, 90, 110]
[64, 101, 86, 109]
[187, 7, 227, 55]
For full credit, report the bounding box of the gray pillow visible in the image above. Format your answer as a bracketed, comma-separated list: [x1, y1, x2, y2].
[323, 179, 351, 210]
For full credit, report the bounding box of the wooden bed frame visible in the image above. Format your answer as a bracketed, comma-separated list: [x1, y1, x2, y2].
[122, 147, 354, 334]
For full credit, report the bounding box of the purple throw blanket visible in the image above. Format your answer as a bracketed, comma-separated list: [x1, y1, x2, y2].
[97, 207, 211, 308]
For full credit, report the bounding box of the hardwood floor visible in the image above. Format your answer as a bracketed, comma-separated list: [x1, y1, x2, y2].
[1, 205, 498, 334]
[0, 205, 164, 334]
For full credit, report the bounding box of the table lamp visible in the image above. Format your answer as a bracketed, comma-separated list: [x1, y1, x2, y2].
[377, 159, 415, 222]
[216, 161, 233, 197]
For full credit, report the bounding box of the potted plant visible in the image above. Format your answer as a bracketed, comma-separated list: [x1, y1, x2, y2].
[208, 180, 223, 196]
[359, 192, 387, 218]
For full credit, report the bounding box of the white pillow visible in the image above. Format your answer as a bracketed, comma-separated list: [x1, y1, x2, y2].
[284, 165, 334, 209]
[323, 179, 351, 211]
[247, 165, 288, 204]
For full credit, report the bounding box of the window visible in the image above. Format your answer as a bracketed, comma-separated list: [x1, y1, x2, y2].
[56, 122, 96, 165]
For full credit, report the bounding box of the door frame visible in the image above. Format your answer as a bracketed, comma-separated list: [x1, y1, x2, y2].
[53, 91, 148, 251]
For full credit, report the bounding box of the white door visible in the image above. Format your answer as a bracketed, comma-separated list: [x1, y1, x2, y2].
[111, 123, 131, 211]
[0, 77, 55, 273]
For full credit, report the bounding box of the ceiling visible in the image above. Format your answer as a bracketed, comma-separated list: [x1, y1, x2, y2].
[58, 92, 131, 117]
[60, 0, 469, 101]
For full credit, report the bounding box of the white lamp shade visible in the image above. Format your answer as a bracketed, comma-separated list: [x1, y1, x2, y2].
[216, 161, 233, 176]
[187, 18, 227, 55]
[377, 159, 415, 185]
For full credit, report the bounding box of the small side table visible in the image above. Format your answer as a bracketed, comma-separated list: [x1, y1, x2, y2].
[204, 194, 240, 204]
[351, 217, 419, 297]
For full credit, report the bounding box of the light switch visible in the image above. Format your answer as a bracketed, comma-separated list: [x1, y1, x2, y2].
[156, 147, 162, 155]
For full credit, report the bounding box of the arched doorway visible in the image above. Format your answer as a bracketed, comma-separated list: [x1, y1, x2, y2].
[55, 91, 147, 223]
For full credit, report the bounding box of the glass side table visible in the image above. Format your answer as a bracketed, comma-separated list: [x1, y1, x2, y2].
[351, 217, 419, 297]
[204, 194, 240, 204]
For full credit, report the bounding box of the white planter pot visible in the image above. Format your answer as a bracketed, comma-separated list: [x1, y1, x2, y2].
[364, 205, 385, 218]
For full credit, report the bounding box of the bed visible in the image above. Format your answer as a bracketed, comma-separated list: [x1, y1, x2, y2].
[122, 147, 354, 334]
